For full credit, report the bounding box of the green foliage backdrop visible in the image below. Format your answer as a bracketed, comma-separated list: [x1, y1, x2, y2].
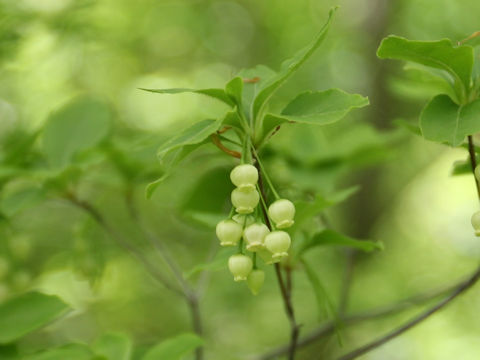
[1, 0, 480, 359]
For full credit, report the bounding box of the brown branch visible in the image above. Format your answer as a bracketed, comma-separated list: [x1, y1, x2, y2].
[263, 125, 282, 145]
[66, 194, 183, 297]
[188, 294, 204, 360]
[217, 126, 232, 134]
[254, 276, 464, 360]
[336, 138, 480, 360]
[337, 266, 480, 360]
[254, 156, 300, 360]
[211, 133, 241, 158]
[124, 188, 204, 360]
[458, 31, 480, 45]
[243, 77, 260, 83]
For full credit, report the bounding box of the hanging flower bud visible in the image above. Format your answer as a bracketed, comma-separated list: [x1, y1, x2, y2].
[232, 214, 255, 227]
[247, 269, 265, 295]
[228, 254, 253, 281]
[471, 211, 480, 236]
[265, 231, 291, 260]
[231, 188, 259, 214]
[230, 164, 258, 191]
[268, 199, 295, 229]
[257, 249, 279, 265]
[243, 223, 270, 252]
[216, 220, 243, 246]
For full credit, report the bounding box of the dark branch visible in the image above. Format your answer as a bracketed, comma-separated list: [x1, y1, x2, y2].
[255, 154, 300, 360]
[66, 195, 183, 297]
[124, 188, 204, 360]
[337, 266, 480, 360]
[255, 276, 464, 360]
[336, 137, 480, 359]
[211, 133, 241, 158]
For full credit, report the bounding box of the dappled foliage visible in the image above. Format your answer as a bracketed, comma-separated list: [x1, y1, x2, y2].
[2, 1, 480, 360]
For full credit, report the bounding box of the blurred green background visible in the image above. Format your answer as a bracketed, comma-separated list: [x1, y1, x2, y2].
[1, 0, 480, 359]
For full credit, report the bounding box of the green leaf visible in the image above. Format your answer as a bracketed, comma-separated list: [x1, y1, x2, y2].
[293, 187, 359, 232]
[225, 77, 243, 106]
[262, 89, 368, 137]
[221, 108, 243, 129]
[0, 292, 70, 344]
[157, 119, 221, 163]
[420, 95, 480, 146]
[184, 247, 235, 279]
[451, 159, 472, 176]
[260, 89, 368, 145]
[23, 344, 94, 360]
[93, 333, 132, 360]
[139, 88, 235, 107]
[145, 118, 224, 198]
[145, 175, 169, 200]
[377, 36, 474, 99]
[42, 96, 112, 169]
[252, 7, 337, 120]
[0, 187, 46, 217]
[281, 89, 369, 124]
[236, 65, 277, 119]
[389, 65, 458, 102]
[302, 229, 383, 254]
[142, 333, 203, 360]
[145, 141, 209, 199]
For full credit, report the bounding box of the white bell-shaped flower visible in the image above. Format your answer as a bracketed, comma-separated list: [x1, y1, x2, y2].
[216, 220, 243, 246]
[243, 223, 270, 252]
[231, 188, 259, 214]
[257, 249, 279, 265]
[247, 269, 265, 295]
[268, 199, 295, 229]
[471, 211, 480, 236]
[230, 164, 258, 191]
[228, 254, 253, 281]
[265, 231, 291, 260]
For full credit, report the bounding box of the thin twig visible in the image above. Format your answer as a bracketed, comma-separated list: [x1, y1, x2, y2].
[337, 266, 480, 360]
[197, 240, 218, 297]
[211, 133, 241, 158]
[336, 137, 480, 360]
[66, 195, 183, 296]
[286, 265, 293, 294]
[255, 156, 300, 360]
[124, 188, 204, 360]
[243, 77, 260, 83]
[458, 31, 480, 45]
[254, 276, 463, 360]
[125, 189, 192, 293]
[218, 126, 232, 134]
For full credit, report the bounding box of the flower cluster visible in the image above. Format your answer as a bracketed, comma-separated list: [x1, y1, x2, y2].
[216, 164, 295, 295]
